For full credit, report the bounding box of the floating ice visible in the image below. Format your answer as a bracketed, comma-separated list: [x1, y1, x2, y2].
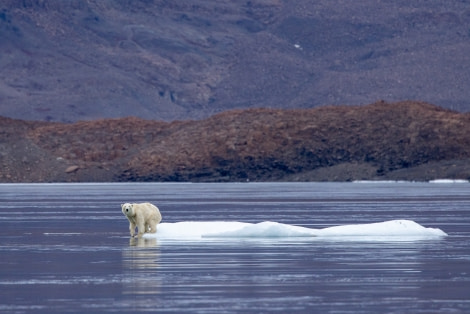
[353, 180, 410, 184]
[144, 219, 447, 240]
[316, 220, 447, 237]
[204, 221, 316, 238]
[153, 221, 251, 239]
[429, 179, 468, 184]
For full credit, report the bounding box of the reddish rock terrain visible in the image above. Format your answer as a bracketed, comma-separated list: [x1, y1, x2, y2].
[2, 101, 470, 182]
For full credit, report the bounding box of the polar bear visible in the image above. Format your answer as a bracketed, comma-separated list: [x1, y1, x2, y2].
[121, 202, 162, 238]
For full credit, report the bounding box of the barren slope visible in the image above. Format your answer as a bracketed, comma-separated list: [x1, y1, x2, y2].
[1, 1, 470, 122]
[2, 101, 470, 182]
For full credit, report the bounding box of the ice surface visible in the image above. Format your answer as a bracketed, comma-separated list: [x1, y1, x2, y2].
[353, 179, 469, 184]
[203, 221, 316, 238]
[429, 179, 468, 183]
[153, 221, 252, 238]
[316, 220, 447, 237]
[352, 180, 410, 184]
[143, 220, 447, 240]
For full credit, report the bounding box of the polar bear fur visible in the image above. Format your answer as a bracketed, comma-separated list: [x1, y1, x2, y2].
[121, 202, 162, 238]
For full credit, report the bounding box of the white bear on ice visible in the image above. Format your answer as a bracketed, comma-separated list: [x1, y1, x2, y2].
[121, 202, 162, 238]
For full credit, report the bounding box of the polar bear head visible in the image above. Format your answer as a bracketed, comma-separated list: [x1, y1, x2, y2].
[121, 203, 135, 217]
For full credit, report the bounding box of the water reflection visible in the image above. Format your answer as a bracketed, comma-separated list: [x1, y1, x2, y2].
[122, 237, 161, 297]
[129, 237, 158, 248]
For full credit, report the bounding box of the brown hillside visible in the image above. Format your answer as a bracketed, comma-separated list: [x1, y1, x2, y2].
[2, 101, 470, 182]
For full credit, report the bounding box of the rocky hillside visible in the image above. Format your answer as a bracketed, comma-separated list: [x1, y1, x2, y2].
[2, 101, 470, 182]
[1, 1, 470, 122]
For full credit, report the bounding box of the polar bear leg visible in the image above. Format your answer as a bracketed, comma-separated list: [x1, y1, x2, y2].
[146, 219, 157, 234]
[129, 221, 136, 237]
[136, 216, 145, 238]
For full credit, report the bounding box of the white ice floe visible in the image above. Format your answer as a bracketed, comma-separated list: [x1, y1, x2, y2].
[152, 221, 251, 238]
[352, 180, 410, 184]
[143, 219, 447, 240]
[429, 179, 468, 183]
[315, 220, 446, 237]
[203, 221, 316, 238]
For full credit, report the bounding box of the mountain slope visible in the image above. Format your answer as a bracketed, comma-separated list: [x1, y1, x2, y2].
[1, 1, 470, 122]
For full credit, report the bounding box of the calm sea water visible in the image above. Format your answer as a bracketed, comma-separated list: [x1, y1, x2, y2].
[1, 182, 469, 313]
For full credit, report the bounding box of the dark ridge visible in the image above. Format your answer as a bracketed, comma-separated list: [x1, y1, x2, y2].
[2, 101, 470, 182]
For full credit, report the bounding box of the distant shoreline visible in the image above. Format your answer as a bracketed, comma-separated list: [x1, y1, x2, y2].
[2, 101, 470, 183]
